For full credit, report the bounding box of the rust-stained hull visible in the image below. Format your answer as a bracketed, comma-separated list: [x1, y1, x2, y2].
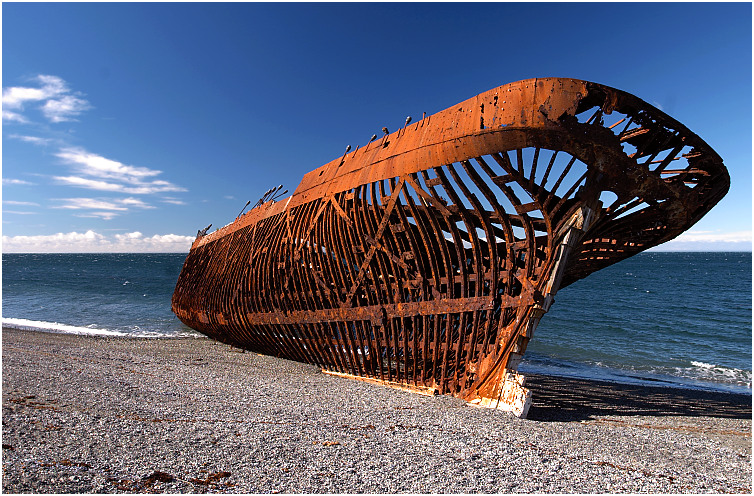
[172, 78, 729, 417]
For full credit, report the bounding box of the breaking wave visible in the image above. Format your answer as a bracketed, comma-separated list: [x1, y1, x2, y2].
[685, 361, 752, 389]
[2, 318, 198, 339]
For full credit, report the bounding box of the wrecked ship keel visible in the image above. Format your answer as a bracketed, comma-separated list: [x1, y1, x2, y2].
[172, 78, 729, 418]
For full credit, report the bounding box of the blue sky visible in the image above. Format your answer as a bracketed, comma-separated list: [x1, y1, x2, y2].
[2, 2, 751, 252]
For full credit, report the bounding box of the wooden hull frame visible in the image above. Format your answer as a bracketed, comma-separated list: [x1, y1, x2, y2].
[172, 78, 729, 417]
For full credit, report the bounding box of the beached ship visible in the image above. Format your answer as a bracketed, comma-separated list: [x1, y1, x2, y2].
[172, 78, 729, 417]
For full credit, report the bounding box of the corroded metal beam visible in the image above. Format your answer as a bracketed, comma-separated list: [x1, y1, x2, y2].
[172, 78, 729, 418]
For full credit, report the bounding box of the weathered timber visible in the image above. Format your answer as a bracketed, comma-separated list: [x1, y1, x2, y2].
[172, 78, 729, 418]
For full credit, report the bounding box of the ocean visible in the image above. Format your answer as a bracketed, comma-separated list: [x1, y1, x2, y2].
[2, 252, 751, 394]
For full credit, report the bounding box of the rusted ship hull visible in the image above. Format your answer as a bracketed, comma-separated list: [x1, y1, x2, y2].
[172, 78, 728, 417]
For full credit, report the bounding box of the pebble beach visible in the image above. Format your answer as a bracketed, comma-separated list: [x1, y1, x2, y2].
[2, 327, 751, 493]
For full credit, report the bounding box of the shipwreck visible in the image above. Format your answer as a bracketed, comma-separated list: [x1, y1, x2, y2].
[172, 78, 729, 417]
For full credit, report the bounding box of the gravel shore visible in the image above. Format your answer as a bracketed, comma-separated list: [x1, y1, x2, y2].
[2, 327, 751, 493]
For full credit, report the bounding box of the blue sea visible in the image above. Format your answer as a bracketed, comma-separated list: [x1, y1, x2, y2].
[2, 252, 751, 394]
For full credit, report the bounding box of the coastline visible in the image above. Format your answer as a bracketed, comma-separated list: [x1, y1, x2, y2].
[2, 326, 751, 493]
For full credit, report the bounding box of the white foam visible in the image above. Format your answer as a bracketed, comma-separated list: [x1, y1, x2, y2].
[3, 317, 202, 339]
[691, 360, 715, 369]
[684, 361, 752, 389]
[3, 318, 129, 337]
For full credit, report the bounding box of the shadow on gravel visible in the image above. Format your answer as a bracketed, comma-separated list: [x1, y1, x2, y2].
[525, 374, 752, 422]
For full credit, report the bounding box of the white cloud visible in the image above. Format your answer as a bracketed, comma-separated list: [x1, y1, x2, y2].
[53, 147, 186, 195]
[74, 211, 120, 220]
[53, 175, 185, 195]
[53, 198, 129, 211]
[53, 176, 130, 192]
[161, 197, 186, 205]
[42, 94, 91, 123]
[50, 197, 156, 219]
[2, 110, 28, 123]
[3, 201, 40, 215]
[2, 75, 90, 123]
[2, 178, 34, 186]
[671, 230, 752, 243]
[650, 230, 752, 252]
[2, 85, 54, 107]
[9, 134, 55, 146]
[36, 75, 68, 93]
[2, 230, 195, 253]
[119, 197, 156, 209]
[56, 147, 161, 181]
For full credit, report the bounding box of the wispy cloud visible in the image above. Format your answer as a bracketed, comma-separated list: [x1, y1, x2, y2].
[161, 197, 186, 205]
[119, 197, 156, 209]
[54, 147, 186, 194]
[2, 230, 195, 253]
[4, 200, 40, 215]
[53, 175, 185, 195]
[74, 211, 120, 220]
[51, 197, 156, 220]
[9, 134, 55, 146]
[54, 176, 132, 192]
[2, 75, 90, 123]
[2, 110, 28, 123]
[2, 178, 35, 186]
[53, 198, 129, 212]
[42, 94, 91, 123]
[56, 147, 161, 181]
